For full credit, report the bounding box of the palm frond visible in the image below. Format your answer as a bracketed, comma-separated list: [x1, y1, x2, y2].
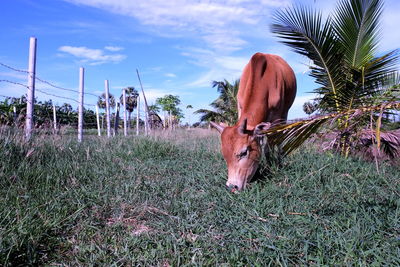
[194, 109, 227, 123]
[360, 129, 400, 158]
[364, 50, 399, 88]
[333, 0, 383, 68]
[271, 5, 346, 112]
[262, 101, 400, 157]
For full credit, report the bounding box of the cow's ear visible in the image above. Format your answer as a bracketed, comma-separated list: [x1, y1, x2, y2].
[210, 121, 226, 133]
[253, 122, 271, 136]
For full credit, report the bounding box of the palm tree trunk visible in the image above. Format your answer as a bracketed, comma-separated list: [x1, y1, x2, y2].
[114, 103, 120, 135]
[128, 111, 132, 129]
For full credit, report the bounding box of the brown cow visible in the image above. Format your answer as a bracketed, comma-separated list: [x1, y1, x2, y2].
[211, 53, 296, 191]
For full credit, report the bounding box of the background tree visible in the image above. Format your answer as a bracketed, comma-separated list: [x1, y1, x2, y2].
[0, 97, 17, 126]
[148, 104, 160, 114]
[58, 103, 74, 125]
[156, 95, 183, 128]
[120, 87, 139, 128]
[97, 92, 116, 129]
[303, 101, 319, 115]
[195, 79, 239, 125]
[97, 92, 115, 110]
[0, 95, 101, 129]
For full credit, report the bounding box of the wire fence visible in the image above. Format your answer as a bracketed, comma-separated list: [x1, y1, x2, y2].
[0, 59, 146, 138]
[0, 37, 171, 140]
[0, 65, 97, 107]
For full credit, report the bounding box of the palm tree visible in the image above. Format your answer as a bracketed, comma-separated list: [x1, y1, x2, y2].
[148, 104, 160, 114]
[146, 104, 163, 129]
[97, 92, 115, 110]
[268, 0, 399, 157]
[120, 87, 139, 128]
[303, 101, 318, 115]
[98, 92, 116, 130]
[195, 79, 240, 125]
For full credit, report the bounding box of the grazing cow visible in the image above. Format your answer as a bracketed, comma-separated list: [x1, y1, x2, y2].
[211, 53, 296, 191]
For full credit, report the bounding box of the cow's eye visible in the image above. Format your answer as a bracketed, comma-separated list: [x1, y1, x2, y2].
[237, 147, 249, 159]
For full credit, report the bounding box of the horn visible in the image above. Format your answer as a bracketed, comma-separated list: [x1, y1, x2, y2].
[210, 121, 225, 133]
[238, 118, 247, 134]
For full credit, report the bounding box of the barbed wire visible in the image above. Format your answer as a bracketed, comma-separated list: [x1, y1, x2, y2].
[1, 91, 97, 109]
[0, 62, 136, 109]
[35, 76, 98, 97]
[0, 62, 29, 73]
[1, 90, 146, 112]
[36, 88, 79, 103]
[1, 61, 99, 97]
[84, 103, 96, 107]
[0, 79, 29, 88]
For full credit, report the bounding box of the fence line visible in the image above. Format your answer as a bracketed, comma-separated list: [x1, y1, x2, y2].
[1, 62, 98, 98]
[35, 76, 98, 97]
[0, 37, 147, 140]
[35, 88, 80, 103]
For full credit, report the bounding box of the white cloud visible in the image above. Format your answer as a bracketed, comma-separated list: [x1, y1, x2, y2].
[64, 0, 291, 53]
[58, 46, 126, 65]
[215, 56, 249, 72]
[182, 48, 248, 87]
[62, 0, 305, 90]
[165, 73, 176, 78]
[187, 70, 220, 88]
[104, 46, 124, 52]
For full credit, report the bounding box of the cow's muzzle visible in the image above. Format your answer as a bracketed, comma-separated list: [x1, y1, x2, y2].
[226, 184, 240, 193]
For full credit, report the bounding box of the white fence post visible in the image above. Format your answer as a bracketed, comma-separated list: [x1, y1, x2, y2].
[96, 104, 101, 136]
[123, 88, 127, 136]
[78, 67, 84, 142]
[136, 96, 140, 136]
[105, 80, 111, 138]
[53, 104, 57, 132]
[26, 36, 37, 140]
[13, 106, 17, 123]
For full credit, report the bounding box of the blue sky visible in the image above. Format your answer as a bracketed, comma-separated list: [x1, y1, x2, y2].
[1, 0, 399, 123]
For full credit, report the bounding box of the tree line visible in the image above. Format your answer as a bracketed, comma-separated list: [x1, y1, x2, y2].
[0, 95, 97, 129]
[0, 87, 188, 130]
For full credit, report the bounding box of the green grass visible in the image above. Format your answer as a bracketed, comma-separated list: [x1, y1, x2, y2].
[0, 128, 399, 266]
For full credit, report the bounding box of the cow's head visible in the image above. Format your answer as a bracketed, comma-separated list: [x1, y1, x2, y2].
[211, 119, 271, 191]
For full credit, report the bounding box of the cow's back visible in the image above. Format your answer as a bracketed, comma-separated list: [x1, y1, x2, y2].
[237, 53, 296, 128]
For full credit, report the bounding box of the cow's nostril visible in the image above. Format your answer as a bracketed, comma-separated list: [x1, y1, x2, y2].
[226, 184, 239, 192]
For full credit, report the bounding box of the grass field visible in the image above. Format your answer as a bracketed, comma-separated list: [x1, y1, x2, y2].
[0, 128, 399, 266]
